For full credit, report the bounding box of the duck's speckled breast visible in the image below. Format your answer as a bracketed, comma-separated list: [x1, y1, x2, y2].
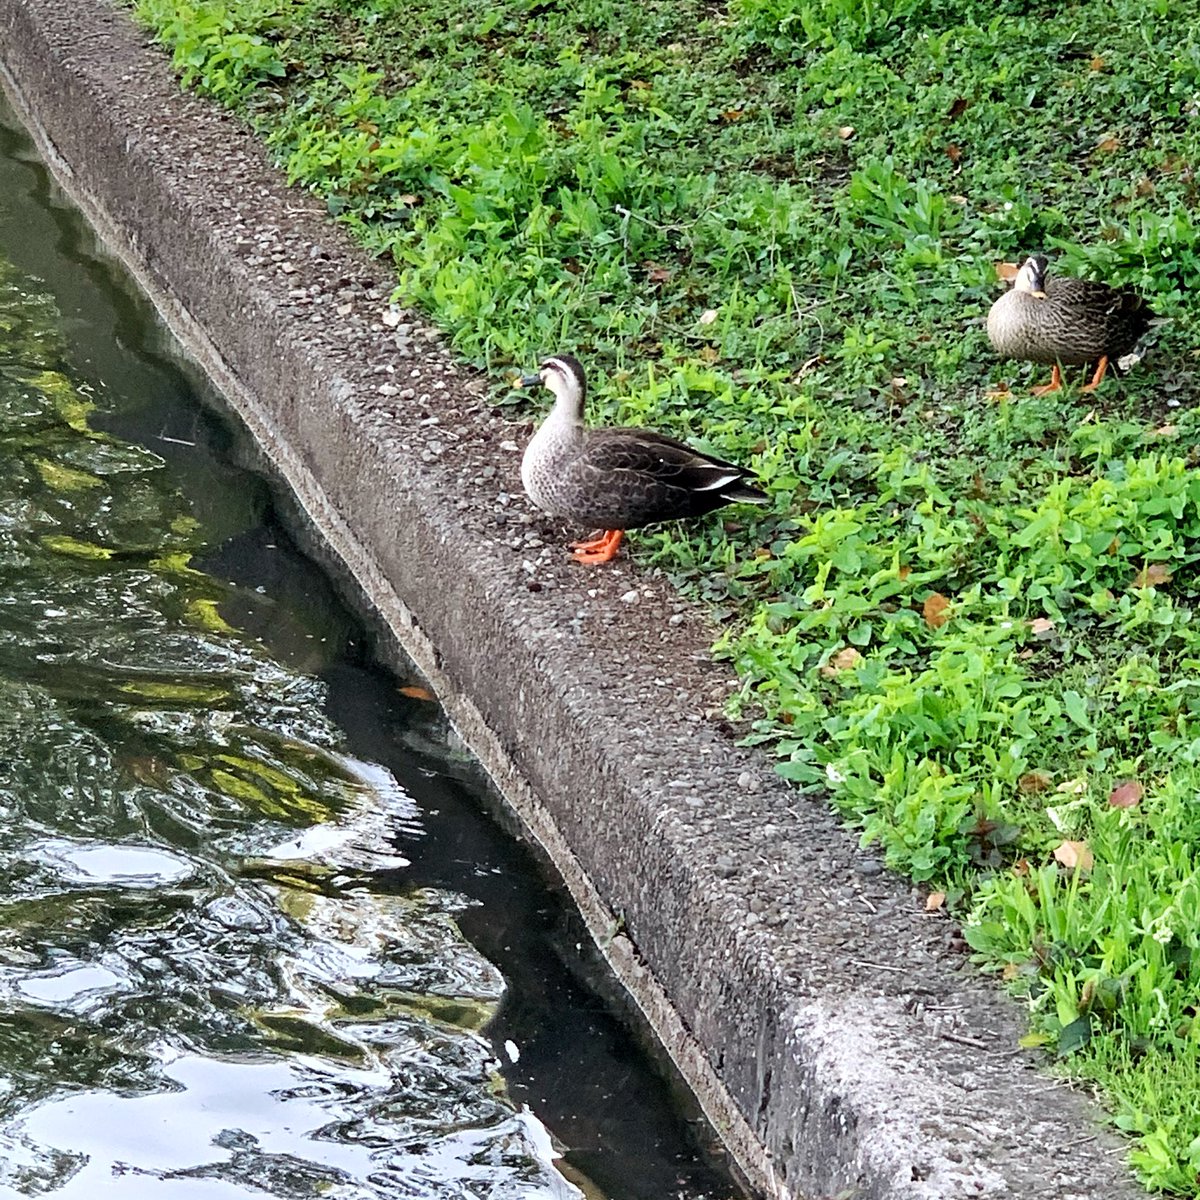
[987, 290, 1060, 363]
[521, 411, 581, 518]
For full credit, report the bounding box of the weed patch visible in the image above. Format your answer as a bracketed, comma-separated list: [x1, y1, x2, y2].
[132, 0, 1200, 1188]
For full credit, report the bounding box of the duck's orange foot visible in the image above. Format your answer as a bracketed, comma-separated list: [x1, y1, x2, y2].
[1079, 355, 1109, 394]
[570, 529, 624, 564]
[1030, 364, 1063, 396]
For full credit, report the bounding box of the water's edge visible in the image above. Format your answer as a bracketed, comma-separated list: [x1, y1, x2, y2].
[0, 70, 740, 1200]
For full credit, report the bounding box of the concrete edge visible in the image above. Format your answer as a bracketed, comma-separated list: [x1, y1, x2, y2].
[0, 3, 1145, 1198]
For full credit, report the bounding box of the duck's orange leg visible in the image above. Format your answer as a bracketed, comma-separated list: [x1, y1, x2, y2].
[570, 529, 624, 564]
[1079, 355, 1110, 394]
[1030, 364, 1063, 396]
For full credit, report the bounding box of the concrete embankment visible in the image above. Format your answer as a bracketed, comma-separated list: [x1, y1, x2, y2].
[0, 2, 1141, 1196]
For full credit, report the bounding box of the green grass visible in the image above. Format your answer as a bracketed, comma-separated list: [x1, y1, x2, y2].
[129, 0, 1200, 1189]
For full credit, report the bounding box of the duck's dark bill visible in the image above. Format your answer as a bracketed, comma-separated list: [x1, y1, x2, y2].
[517, 373, 542, 388]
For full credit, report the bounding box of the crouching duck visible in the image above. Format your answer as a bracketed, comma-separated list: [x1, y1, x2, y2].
[987, 255, 1151, 394]
[515, 354, 767, 564]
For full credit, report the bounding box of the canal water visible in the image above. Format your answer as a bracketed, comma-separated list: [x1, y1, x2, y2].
[0, 92, 738, 1200]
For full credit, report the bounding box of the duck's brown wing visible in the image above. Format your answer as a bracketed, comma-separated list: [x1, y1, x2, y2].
[561, 428, 765, 530]
[1043, 277, 1152, 360]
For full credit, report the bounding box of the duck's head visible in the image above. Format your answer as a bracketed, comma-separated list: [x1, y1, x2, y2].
[518, 354, 587, 409]
[1013, 254, 1049, 298]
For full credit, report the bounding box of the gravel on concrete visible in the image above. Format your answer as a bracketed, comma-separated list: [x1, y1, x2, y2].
[0, 3, 1143, 1196]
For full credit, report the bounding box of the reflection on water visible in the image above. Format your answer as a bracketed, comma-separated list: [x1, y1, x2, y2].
[0, 223, 585, 1198]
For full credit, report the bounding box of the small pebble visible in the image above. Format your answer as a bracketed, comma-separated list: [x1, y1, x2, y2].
[620, 590, 640, 604]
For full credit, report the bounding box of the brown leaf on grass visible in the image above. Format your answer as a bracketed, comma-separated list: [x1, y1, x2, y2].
[945, 144, 963, 163]
[1095, 136, 1121, 154]
[923, 592, 951, 629]
[644, 263, 672, 284]
[698, 308, 719, 325]
[1053, 840, 1094, 871]
[721, 108, 746, 122]
[995, 261, 1019, 282]
[1108, 780, 1144, 809]
[1131, 563, 1172, 589]
[1151, 422, 1178, 437]
[399, 685, 436, 701]
[1018, 771, 1052, 794]
[1135, 178, 1156, 198]
[629, 79, 652, 90]
[698, 345, 720, 364]
[897, 564, 911, 581]
[1029, 616, 1055, 637]
[925, 891, 946, 912]
[820, 647, 864, 678]
[1089, 55, 1105, 71]
[1107, 537, 1121, 555]
[1002, 961, 1021, 981]
[837, 125, 855, 139]
[947, 96, 970, 119]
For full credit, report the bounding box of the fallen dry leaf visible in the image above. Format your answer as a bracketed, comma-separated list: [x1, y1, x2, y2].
[1135, 178, 1156, 198]
[1053, 840, 1094, 871]
[945, 144, 963, 163]
[820, 646, 864, 678]
[948, 194, 969, 205]
[1151, 422, 1178, 437]
[399, 685, 436, 701]
[925, 891, 946, 912]
[1132, 563, 1173, 589]
[1029, 616, 1055, 637]
[897, 564, 911, 581]
[698, 345, 720, 364]
[995, 261, 1020, 282]
[837, 125, 855, 139]
[721, 108, 746, 122]
[1095, 136, 1121, 154]
[923, 592, 951, 629]
[698, 308, 719, 325]
[1089, 55, 1105, 71]
[1018, 771, 1052, 795]
[644, 263, 672, 284]
[1108, 780, 1144, 809]
[1002, 961, 1021, 982]
[1056, 778, 1087, 795]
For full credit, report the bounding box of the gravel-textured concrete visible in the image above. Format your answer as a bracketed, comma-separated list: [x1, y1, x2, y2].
[0, 3, 1143, 1197]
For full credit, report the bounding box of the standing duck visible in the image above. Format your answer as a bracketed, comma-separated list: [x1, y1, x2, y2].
[987, 255, 1151, 394]
[515, 354, 767, 564]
